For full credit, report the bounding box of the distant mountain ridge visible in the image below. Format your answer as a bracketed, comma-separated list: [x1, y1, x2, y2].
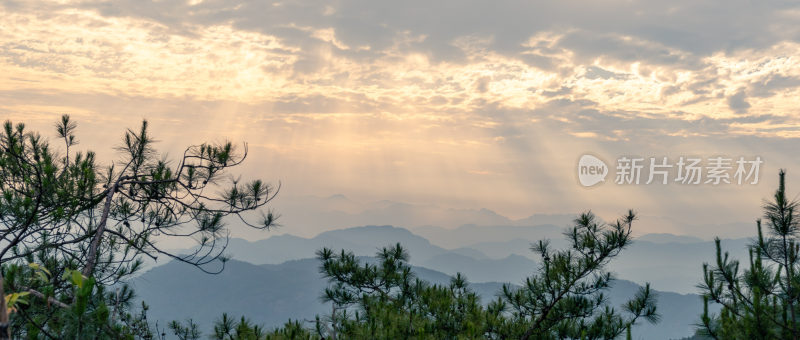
[131, 258, 708, 340]
[214, 224, 750, 294]
[637, 233, 705, 244]
[133, 223, 745, 338]
[411, 223, 567, 249]
[265, 194, 756, 240]
[130, 258, 508, 334]
[224, 225, 453, 265]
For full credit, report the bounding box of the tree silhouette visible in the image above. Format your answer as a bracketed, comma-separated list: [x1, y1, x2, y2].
[500, 210, 660, 339]
[0, 115, 279, 338]
[303, 210, 658, 339]
[698, 170, 800, 339]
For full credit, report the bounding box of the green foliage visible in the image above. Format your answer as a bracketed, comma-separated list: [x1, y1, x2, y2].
[697, 170, 800, 339]
[172, 317, 318, 340]
[3, 258, 154, 339]
[498, 210, 659, 339]
[211, 313, 267, 340]
[0, 116, 99, 267]
[169, 319, 201, 340]
[169, 210, 656, 339]
[0, 115, 278, 338]
[263, 320, 317, 340]
[316, 244, 493, 339]
[263, 210, 656, 339]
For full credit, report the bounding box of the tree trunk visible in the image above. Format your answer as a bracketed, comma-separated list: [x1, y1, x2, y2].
[0, 273, 10, 339]
[83, 187, 116, 277]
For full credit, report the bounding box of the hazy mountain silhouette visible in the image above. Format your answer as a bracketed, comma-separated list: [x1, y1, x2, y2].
[455, 236, 750, 294]
[131, 258, 708, 340]
[255, 194, 755, 241]
[420, 253, 537, 283]
[129, 258, 505, 333]
[217, 226, 514, 282]
[405, 225, 750, 294]
[637, 233, 705, 244]
[198, 225, 752, 294]
[224, 225, 457, 265]
[269, 195, 519, 236]
[412, 223, 567, 249]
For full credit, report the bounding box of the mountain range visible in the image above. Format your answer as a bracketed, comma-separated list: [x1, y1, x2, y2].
[193, 224, 751, 294]
[261, 194, 757, 239]
[127, 223, 759, 339]
[131, 258, 706, 340]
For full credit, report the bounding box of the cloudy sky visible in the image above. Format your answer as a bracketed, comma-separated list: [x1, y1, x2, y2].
[3, 0, 800, 238]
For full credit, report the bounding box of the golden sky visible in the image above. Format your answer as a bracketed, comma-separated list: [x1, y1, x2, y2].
[3, 0, 800, 237]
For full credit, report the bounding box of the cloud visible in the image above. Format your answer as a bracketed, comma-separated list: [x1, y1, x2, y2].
[4, 0, 800, 126]
[3, 0, 800, 233]
[728, 89, 751, 114]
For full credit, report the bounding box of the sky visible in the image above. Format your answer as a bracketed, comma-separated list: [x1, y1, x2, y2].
[2, 0, 800, 238]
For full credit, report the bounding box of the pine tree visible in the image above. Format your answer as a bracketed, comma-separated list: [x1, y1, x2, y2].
[315, 244, 492, 339]
[698, 170, 800, 339]
[0, 115, 279, 338]
[303, 210, 658, 339]
[498, 210, 660, 339]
